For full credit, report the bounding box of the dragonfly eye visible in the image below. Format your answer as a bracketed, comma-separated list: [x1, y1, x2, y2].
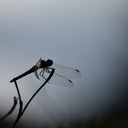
[46, 59, 53, 66]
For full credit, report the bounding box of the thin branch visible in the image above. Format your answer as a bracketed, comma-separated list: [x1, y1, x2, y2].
[0, 97, 18, 121]
[21, 68, 55, 116]
[12, 81, 23, 128]
[12, 68, 55, 128]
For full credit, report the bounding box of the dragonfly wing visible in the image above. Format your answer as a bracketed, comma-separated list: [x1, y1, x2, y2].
[49, 72, 74, 87]
[34, 69, 74, 87]
[51, 63, 82, 79]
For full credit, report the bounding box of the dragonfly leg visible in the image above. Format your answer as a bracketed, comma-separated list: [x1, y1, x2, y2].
[39, 67, 55, 81]
[39, 68, 47, 81]
[39, 68, 44, 76]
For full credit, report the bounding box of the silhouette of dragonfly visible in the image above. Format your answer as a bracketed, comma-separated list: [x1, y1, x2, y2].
[10, 58, 81, 87]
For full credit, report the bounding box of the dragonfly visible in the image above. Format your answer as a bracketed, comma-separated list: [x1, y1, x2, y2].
[10, 58, 81, 87]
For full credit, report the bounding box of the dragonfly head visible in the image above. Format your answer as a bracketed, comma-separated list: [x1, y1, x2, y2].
[46, 59, 53, 66]
[34, 59, 53, 80]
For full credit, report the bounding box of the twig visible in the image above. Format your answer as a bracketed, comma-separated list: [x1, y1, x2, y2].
[21, 68, 55, 116]
[12, 68, 55, 128]
[12, 81, 23, 128]
[0, 97, 18, 121]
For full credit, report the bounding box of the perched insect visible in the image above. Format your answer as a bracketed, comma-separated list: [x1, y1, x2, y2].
[10, 58, 81, 87]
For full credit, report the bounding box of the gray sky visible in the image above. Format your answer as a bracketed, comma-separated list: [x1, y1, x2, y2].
[0, 0, 128, 127]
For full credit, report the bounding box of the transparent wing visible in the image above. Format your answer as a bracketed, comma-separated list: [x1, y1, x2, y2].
[34, 68, 74, 87]
[51, 62, 82, 79]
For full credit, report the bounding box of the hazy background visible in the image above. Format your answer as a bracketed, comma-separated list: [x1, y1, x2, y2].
[0, 0, 128, 127]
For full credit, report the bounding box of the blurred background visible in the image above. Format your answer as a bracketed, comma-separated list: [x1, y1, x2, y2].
[0, 0, 128, 127]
